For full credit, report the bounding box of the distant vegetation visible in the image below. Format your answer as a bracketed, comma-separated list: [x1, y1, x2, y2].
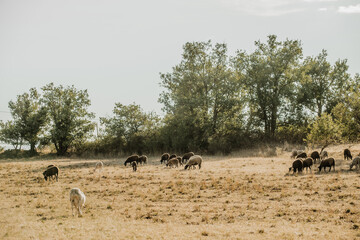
[1, 35, 359, 157]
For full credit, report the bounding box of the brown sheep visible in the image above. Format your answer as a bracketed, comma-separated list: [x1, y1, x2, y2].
[177, 156, 183, 166]
[169, 154, 177, 160]
[138, 155, 148, 165]
[166, 158, 179, 168]
[43, 166, 59, 181]
[160, 153, 170, 164]
[344, 149, 352, 161]
[184, 155, 202, 170]
[289, 159, 303, 173]
[349, 156, 360, 170]
[124, 155, 139, 166]
[318, 158, 335, 172]
[303, 157, 313, 172]
[182, 152, 195, 163]
[296, 152, 307, 159]
[132, 161, 137, 172]
[310, 151, 320, 164]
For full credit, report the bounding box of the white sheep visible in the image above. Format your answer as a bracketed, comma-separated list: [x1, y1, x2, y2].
[70, 188, 86, 217]
[94, 161, 104, 173]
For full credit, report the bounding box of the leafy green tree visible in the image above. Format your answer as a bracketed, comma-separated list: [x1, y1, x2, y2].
[298, 50, 351, 117]
[0, 120, 23, 150]
[159, 41, 244, 152]
[233, 35, 302, 139]
[7, 88, 47, 153]
[306, 113, 341, 146]
[41, 83, 95, 155]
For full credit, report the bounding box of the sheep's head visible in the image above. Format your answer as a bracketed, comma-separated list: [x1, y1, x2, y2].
[43, 172, 48, 181]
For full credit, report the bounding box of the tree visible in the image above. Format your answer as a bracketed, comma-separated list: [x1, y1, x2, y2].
[298, 50, 351, 117]
[159, 41, 244, 152]
[41, 83, 95, 155]
[306, 113, 341, 146]
[8, 88, 47, 153]
[0, 120, 23, 150]
[233, 35, 302, 139]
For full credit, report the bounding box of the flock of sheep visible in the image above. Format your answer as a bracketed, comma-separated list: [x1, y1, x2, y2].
[289, 148, 360, 174]
[41, 152, 203, 217]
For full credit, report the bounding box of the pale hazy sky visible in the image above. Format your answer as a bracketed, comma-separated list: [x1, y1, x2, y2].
[1, 0, 359, 122]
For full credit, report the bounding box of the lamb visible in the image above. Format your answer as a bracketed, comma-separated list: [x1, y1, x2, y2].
[43, 166, 59, 182]
[138, 155, 148, 165]
[160, 153, 170, 164]
[184, 155, 202, 170]
[318, 158, 335, 173]
[349, 156, 360, 170]
[70, 188, 86, 217]
[94, 161, 104, 173]
[344, 149, 352, 161]
[124, 155, 139, 166]
[182, 152, 195, 164]
[132, 161, 137, 172]
[296, 152, 307, 159]
[302, 157, 313, 172]
[320, 151, 328, 160]
[166, 158, 179, 168]
[289, 159, 303, 173]
[310, 151, 320, 164]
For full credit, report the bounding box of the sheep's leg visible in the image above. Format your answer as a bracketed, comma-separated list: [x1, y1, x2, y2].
[78, 205, 82, 217]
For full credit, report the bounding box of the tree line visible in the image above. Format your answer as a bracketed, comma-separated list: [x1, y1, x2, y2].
[1, 35, 359, 156]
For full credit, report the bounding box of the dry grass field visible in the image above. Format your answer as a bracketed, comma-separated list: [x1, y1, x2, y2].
[1, 145, 360, 239]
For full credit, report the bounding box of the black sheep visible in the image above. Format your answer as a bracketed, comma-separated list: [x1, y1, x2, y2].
[138, 155, 148, 165]
[303, 158, 313, 172]
[296, 152, 307, 159]
[43, 166, 59, 182]
[344, 149, 352, 161]
[318, 158, 335, 173]
[124, 155, 139, 166]
[289, 159, 303, 173]
[132, 161, 137, 172]
[182, 152, 195, 164]
[160, 153, 170, 164]
[169, 154, 177, 160]
[310, 151, 320, 164]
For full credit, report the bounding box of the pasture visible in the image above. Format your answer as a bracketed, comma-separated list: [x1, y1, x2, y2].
[0, 147, 360, 239]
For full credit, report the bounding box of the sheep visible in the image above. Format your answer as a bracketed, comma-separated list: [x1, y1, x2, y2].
[138, 155, 148, 165]
[291, 150, 298, 159]
[45, 165, 56, 180]
[349, 156, 360, 170]
[318, 158, 335, 173]
[296, 152, 307, 159]
[132, 161, 137, 172]
[124, 155, 139, 166]
[289, 159, 303, 173]
[182, 152, 195, 164]
[302, 157, 313, 172]
[184, 155, 202, 170]
[160, 153, 170, 164]
[177, 156, 183, 166]
[344, 149, 352, 161]
[310, 151, 320, 164]
[169, 154, 177, 160]
[94, 161, 104, 173]
[166, 158, 179, 168]
[320, 151, 328, 160]
[43, 166, 59, 182]
[70, 188, 86, 217]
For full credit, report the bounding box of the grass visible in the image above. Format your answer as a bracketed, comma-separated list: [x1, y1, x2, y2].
[0, 147, 360, 239]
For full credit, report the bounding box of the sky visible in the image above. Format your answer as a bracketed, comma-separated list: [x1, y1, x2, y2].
[0, 0, 359, 123]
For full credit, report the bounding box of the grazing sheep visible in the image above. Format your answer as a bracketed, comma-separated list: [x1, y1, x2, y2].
[320, 151, 328, 160]
[138, 155, 148, 165]
[296, 152, 307, 159]
[177, 156, 183, 166]
[160, 153, 170, 164]
[344, 149, 352, 161]
[94, 161, 103, 173]
[169, 154, 177, 160]
[132, 161, 137, 172]
[124, 155, 139, 166]
[350, 156, 360, 170]
[47, 164, 55, 168]
[43, 166, 59, 182]
[318, 158, 335, 173]
[303, 157, 313, 172]
[182, 152, 195, 163]
[310, 151, 320, 164]
[166, 158, 179, 168]
[70, 188, 86, 217]
[291, 150, 298, 159]
[289, 159, 303, 173]
[184, 155, 202, 170]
